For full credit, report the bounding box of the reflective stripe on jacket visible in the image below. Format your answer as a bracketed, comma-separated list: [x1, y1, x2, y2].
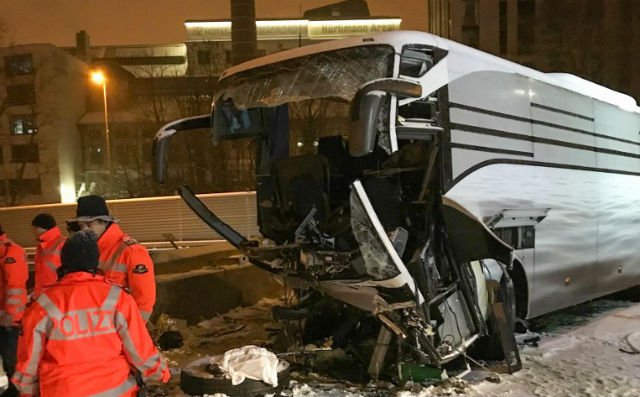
[0, 234, 28, 326]
[12, 272, 170, 397]
[98, 224, 156, 322]
[33, 227, 65, 298]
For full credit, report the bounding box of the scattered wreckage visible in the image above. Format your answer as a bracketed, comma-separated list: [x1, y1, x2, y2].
[153, 31, 527, 384]
[154, 24, 640, 389]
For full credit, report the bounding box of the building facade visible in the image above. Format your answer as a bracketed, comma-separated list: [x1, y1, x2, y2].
[0, 6, 402, 205]
[74, 14, 402, 200]
[427, 0, 535, 64]
[184, 17, 401, 77]
[0, 44, 86, 205]
[426, 0, 640, 99]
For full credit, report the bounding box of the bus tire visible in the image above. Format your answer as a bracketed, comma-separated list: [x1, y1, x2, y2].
[180, 357, 290, 397]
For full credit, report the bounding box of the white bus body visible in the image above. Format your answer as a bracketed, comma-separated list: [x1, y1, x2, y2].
[154, 30, 640, 371]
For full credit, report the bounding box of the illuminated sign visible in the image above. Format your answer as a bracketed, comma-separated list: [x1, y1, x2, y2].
[307, 19, 402, 39]
[185, 18, 402, 42]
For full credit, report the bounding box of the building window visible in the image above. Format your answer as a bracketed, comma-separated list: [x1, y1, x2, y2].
[461, 0, 479, 48]
[400, 47, 434, 77]
[5, 54, 34, 76]
[89, 146, 105, 167]
[494, 225, 535, 249]
[115, 144, 130, 163]
[197, 50, 211, 65]
[9, 115, 37, 135]
[82, 129, 105, 168]
[518, 0, 536, 55]
[6, 84, 36, 106]
[11, 144, 39, 163]
[9, 178, 41, 195]
[499, 0, 508, 55]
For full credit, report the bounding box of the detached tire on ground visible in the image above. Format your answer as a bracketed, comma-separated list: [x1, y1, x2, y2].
[180, 356, 290, 397]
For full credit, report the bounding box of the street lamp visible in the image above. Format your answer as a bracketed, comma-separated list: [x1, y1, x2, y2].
[90, 70, 112, 179]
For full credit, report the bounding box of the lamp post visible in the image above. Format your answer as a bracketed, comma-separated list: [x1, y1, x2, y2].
[90, 70, 112, 179]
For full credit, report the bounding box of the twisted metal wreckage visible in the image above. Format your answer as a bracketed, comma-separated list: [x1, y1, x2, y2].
[158, 31, 640, 379]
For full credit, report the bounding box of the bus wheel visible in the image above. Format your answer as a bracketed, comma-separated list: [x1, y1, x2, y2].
[180, 356, 291, 397]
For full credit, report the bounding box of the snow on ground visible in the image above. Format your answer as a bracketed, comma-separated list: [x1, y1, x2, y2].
[155, 298, 282, 397]
[467, 299, 640, 397]
[158, 298, 640, 397]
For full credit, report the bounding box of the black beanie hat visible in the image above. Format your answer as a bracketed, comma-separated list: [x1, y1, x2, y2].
[32, 213, 57, 230]
[59, 230, 99, 277]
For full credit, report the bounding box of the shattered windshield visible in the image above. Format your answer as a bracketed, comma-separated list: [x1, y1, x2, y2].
[350, 183, 402, 281]
[214, 45, 395, 109]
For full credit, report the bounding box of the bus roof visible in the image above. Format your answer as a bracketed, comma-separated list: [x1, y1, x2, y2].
[220, 31, 639, 113]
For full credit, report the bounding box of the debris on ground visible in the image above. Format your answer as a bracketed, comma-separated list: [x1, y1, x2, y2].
[159, 330, 186, 350]
[619, 330, 640, 354]
[155, 313, 189, 336]
[461, 370, 500, 384]
[154, 314, 189, 351]
[154, 296, 640, 397]
[397, 378, 469, 397]
[514, 331, 541, 347]
[211, 346, 281, 386]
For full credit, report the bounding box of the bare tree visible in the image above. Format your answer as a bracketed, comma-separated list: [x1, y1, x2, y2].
[289, 99, 350, 155]
[0, 48, 64, 205]
[99, 59, 222, 198]
[534, 0, 640, 98]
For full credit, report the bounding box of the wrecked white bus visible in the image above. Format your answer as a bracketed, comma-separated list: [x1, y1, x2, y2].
[153, 30, 640, 376]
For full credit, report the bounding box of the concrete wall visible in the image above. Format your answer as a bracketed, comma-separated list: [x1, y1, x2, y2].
[154, 264, 282, 324]
[151, 243, 282, 325]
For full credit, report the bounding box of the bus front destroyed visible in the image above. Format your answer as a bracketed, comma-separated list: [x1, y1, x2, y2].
[154, 34, 522, 380]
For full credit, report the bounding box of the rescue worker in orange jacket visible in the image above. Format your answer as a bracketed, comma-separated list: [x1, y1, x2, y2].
[67, 195, 156, 322]
[0, 227, 27, 397]
[31, 214, 65, 299]
[12, 230, 170, 397]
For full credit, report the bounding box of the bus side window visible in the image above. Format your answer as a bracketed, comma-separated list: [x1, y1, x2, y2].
[520, 226, 535, 249]
[495, 227, 517, 248]
[494, 226, 535, 249]
[399, 47, 433, 78]
[398, 98, 438, 122]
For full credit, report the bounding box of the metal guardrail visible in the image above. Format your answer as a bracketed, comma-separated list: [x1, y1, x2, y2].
[0, 192, 259, 249]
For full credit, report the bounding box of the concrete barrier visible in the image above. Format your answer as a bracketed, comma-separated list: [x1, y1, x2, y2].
[153, 264, 283, 325]
[27, 242, 281, 324]
[150, 241, 238, 275]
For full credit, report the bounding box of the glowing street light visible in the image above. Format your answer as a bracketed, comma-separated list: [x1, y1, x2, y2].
[90, 70, 112, 181]
[90, 70, 105, 85]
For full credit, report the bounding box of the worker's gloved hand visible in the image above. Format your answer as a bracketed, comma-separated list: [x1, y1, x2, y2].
[134, 372, 146, 397]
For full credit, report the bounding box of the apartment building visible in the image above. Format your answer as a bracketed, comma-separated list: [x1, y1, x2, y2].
[0, 44, 86, 205]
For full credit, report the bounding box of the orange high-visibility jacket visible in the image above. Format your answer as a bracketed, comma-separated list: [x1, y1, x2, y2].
[98, 224, 156, 322]
[12, 272, 170, 397]
[33, 227, 65, 298]
[0, 234, 28, 327]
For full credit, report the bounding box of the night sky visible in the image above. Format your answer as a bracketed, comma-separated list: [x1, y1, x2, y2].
[0, 0, 427, 46]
